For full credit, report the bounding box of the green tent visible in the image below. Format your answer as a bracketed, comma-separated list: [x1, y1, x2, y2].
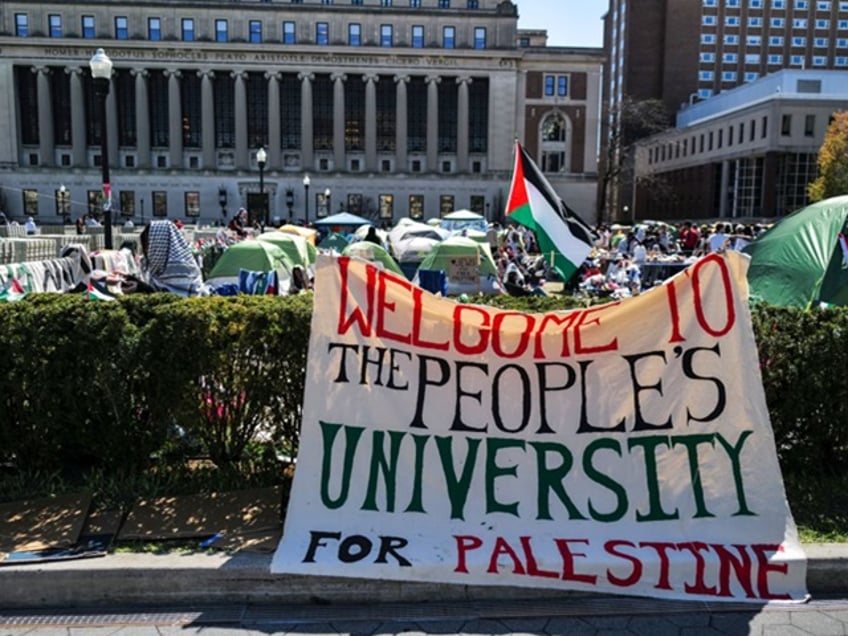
[415, 236, 502, 295]
[319, 231, 350, 252]
[257, 231, 315, 267]
[207, 239, 293, 280]
[342, 240, 405, 276]
[743, 195, 848, 308]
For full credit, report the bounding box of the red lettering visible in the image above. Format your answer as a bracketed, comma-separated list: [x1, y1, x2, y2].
[410, 286, 449, 350]
[553, 538, 597, 585]
[488, 537, 526, 575]
[752, 544, 791, 600]
[677, 542, 717, 596]
[692, 254, 736, 338]
[665, 279, 686, 343]
[604, 540, 643, 587]
[492, 313, 534, 358]
[640, 541, 676, 590]
[574, 304, 620, 355]
[712, 544, 755, 598]
[337, 257, 375, 337]
[533, 312, 579, 358]
[453, 535, 483, 574]
[453, 305, 491, 355]
[375, 272, 412, 344]
[520, 536, 559, 579]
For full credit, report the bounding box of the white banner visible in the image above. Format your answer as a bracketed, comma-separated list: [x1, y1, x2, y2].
[271, 252, 808, 602]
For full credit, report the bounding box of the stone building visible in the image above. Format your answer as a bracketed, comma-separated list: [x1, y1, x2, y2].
[0, 0, 603, 227]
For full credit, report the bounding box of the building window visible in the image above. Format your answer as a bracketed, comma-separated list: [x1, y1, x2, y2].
[745, 72, 760, 81]
[814, 37, 828, 47]
[795, 0, 809, 7]
[540, 112, 568, 173]
[439, 0, 451, 7]
[773, 0, 786, 6]
[316, 22, 329, 45]
[804, 114, 815, 136]
[215, 19, 228, 42]
[439, 195, 454, 216]
[699, 70, 714, 80]
[23, 190, 38, 216]
[49, 15, 62, 38]
[349, 23, 361, 45]
[726, 16, 740, 26]
[750, 119, 756, 141]
[351, 0, 363, 4]
[793, 19, 808, 28]
[762, 116, 768, 138]
[837, 56, 848, 66]
[704, 0, 717, 5]
[15, 14, 28, 37]
[410, 0, 422, 6]
[749, 17, 763, 27]
[543, 75, 568, 97]
[812, 55, 827, 65]
[469, 78, 488, 153]
[840, 20, 848, 28]
[815, 19, 830, 28]
[184, 192, 200, 218]
[82, 15, 95, 38]
[152, 192, 168, 217]
[723, 53, 738, 63]
[769, 36, 784, 45]
[703, 15, 717, 25]
[409, 195, 424, 219]
[790, 54, 805, 64]
[438, 81, 458, 153]
[791, 36, 806, 47]
[249, 20, 262, 43]
[381, 0, 393, 5]
[148, 17, 161, 40]
[283, 21, 296, 43]
[781, 114, 792, 135]
[473, 27, 486, 49]
[443, 26, 456, 48]
[817, 1, 831, 9]
[727, 0, 740, 5]
[380, 24, 393, 46]
[771, 18, 785, 27]
[700, 52, 715, 62]
[182, 18, 195, 41]
[747, 35, 762, 45]
[722, 70, 737, 82]
[115, 17, 128, 40]
[378, 194, 394, 219]
[118, 191, 135, 218]
[412, 25, 424, 48]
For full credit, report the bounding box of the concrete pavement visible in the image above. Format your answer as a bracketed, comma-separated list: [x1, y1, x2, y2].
[0, 544, 847, 610]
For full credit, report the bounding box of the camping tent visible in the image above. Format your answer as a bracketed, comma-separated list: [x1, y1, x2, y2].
[439, 210, 488, 235]
[207, 239, 294, 282]
[278, 224, 318, 246]
[319, 232, 350, 252]
[342, 240, 405, 276]
[413, 236, 502, 296]
[257, 232, 315, 267]
[312, 211, 373, 228]
[743, 195, 848, 308]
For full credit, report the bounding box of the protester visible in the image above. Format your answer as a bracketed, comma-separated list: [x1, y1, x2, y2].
[24, 216, 37, 235]
[140, 220, 208, 297]
[228, 208, 248, 237]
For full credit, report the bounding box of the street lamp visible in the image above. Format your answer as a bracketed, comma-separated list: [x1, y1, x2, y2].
[324, 187, 331, 216]
[218, 185, 228, 222]
[256, 146, 267, 227]
[285, 188, 294, 223]
[57, 184, 70, 218]
[303, 174, 311, 225]
[89, 48, 113, 249]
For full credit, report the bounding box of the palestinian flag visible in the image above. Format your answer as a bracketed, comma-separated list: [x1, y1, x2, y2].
[88, 279, 117, 301]
[0, 279, 26, 302]
[505, 141, 594, 282]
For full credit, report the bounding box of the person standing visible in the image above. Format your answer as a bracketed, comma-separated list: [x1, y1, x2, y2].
[24, 216, 37, 235]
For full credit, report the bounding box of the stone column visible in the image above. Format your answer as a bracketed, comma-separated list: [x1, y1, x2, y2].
[68, 68, 87, 167]
[394, 75, 409, 172]
[267, 71, 281, 169]
[131, 69, 151, 168]
[165, 69, 183, 169]
[426, 75, 440, 171]
[198, 70, 216, 170]
[332, 72, 346, 171]
[364, 74, 378, 172]
[34, 67, 54, 167]
[456, 76, 471, 173]
[719, 159, 730, 218]
[298, 72, 314, 170]
[232, 70, 248, 170]
[107, 76, 119, 169]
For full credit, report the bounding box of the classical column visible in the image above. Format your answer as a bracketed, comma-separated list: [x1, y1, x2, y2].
[298, 72, 314, 170]
[107, 75, 119, 169]
[34, 67, 54, 167]
[198, 70, 216, 170]
[68, 67, 87, 167]
[165, 69, 183, 169]
[426, 75, 440, 171]
[456, 76, 471, 173]
[232, 70, 248, 170]
[364, 74, 378, 172]
[131, 69, 150, 168]
[267, 71, 281, 169]
[394, 75, 409, 172]
[331, 72, 346, 171]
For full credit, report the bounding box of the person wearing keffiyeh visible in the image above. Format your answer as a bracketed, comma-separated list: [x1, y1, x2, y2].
[140, 220, 209, 296]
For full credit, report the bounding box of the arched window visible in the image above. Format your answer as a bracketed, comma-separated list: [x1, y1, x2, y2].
[539, 111, 571, 173]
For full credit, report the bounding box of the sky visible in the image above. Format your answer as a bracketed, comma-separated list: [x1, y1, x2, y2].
[515, 0, 608, 48]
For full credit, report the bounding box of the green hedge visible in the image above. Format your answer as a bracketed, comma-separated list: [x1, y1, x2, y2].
[0, 293, 845, 477]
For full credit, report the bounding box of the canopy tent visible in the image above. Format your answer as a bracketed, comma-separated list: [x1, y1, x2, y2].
[257, 232, 315, 267]
[743, 195, 848, 308]
[439, 210, 488, 234]
[342, 240, 405, 277]
[318, 232, 350, 252]
[207, 239, 294, 281]
[413, 236, 502, 296]
[312, 212, 373, 227]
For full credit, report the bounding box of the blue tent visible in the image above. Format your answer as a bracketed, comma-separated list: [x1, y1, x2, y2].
[312, 212, 373, 227]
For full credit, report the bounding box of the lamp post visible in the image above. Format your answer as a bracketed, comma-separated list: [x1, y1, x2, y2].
[57, 184, 70, 219]
[285, 188, 294, 223]
[256, 146, 267, 227]
[303, 174, 311, 225]
[89, 48, 113, 249]
[218, 185, 228, 223]
[324, 187, 331, 217]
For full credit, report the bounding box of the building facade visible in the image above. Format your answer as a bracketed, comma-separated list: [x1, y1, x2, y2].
[633, 70, 844, 220]
[0, 0, 603, 227]
[601, 0, 848, 220]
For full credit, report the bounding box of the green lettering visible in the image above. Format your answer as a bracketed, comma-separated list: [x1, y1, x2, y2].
[435, 435, 481, 520]
[531, 441, 586, 521]
[671, 434, 717, 519]
[362, 430, 405, 512]
[319, 421, 364, 509]
[485, 438, 525, 516]
[628, 435, 679, 522]
[583, 438, 628, 522]
[404, 434, 430, 513]
[716, 430, 755, 516]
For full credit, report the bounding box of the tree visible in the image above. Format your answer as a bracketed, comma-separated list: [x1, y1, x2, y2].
[808, 111, 848, 203]
[598, 97, 671, 220]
